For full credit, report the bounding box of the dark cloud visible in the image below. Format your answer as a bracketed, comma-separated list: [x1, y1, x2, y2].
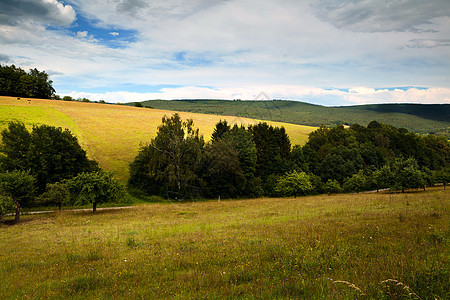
[117, 0, 148, 15]
[0, 0, 76, 26]
[407, 39, 450, 48]
[311, 0, 450, 33]
[0, 54, 11, 63]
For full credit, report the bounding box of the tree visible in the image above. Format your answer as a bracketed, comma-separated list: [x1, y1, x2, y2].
[66, 171, 125, 213]
[0, 122, 98, 193]
[435, 167, 450, 189]
[211, 120, 231, 142]
[202, 139, 244, 198]
[371, 165, 394, 192]
[390, 157, 424, 192]
[323, 179, 342, 195]
[343, 170, 367, 193]
[128, 114, 204, 199]
[0, 194, 14, 222]
[37, 182, 68, 210]
[0, 121, 30, 172]
[275, 171, 313, 197]
[0, 171, 35, 222]
[0, 64, 55, 98]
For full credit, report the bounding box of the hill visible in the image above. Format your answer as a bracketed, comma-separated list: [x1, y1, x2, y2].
[137, 100, 450, 137]
[0, 96, 316, 181]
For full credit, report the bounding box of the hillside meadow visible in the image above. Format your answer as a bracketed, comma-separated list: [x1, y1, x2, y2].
[0, 188, 448, 299]
[0, 96, 316, 181]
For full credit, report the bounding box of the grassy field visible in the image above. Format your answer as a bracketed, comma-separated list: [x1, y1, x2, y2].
[0, 188, 448, 299]
[0, 96, 316, 181]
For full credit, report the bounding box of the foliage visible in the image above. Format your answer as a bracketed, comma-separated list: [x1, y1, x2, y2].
[435, 167, 450, 189]
[275, 170, 313, 197]
[0, 64, 55, 98]
[0, 122, 98, 193]
[343, 170, 367, 193]
[128, 114, 204, 200]
[37, 182, 69, 210]
[323, 179, 342, 195]
[202, 139, 244, 198]
[390, 157, 425, 192]
[66, 171, 125, 212]
[0, 170, 35, 222]
[249, 122, 291, 181]
[0, 194, 13, 221]
[0, 121, 30, 172]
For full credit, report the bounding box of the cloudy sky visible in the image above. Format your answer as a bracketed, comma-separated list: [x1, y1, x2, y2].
[1, 0, 449, 105]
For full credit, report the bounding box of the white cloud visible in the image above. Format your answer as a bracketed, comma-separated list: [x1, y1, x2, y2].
[63, 86, 450, 106]
[1, 0, 449, 106]
[76, 31, 88, 38]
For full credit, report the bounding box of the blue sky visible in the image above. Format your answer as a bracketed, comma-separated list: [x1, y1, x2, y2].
[0, 0, 449, 105]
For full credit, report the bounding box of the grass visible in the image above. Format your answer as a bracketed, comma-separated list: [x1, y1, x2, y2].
[0, 97, 316, 181]
[0, 187, 448, 299]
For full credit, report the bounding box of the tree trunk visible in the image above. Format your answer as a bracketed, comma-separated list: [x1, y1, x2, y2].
[14, 198, 20, 223]
[93, 202, 97, 213]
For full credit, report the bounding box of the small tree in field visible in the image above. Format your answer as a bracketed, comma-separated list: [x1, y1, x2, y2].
[0, 171, 35, 222]
[323, 179, 342, 195]
[0, 194, 14, 222]
[275, 170, 313, 197]
[66, 171, 125, 213]
[38, 182, 69, 210]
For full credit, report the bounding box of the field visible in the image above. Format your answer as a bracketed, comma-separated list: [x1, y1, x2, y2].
[0, 188, 448, 299]
[0, 96, 316, 181]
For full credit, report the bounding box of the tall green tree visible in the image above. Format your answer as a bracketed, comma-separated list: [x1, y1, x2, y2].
[202, 139, 244, 198]
[129, 114, 204, 199]
[0, 122, 98, 193]
[66, 171, 125, 213]
[0, 121, 30, 172]
[0, 171, 35, 222]
[390, 157, 425, 192]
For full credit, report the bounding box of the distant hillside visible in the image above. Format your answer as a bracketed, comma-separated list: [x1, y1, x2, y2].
[136, 100, 449, 136]
[0, 96, 315, 181]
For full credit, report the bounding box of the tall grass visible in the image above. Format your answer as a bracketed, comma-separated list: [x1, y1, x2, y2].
[0, 187, 448, 299]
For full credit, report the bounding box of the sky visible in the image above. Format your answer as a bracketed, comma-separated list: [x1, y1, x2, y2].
[0, 0, 449, 105]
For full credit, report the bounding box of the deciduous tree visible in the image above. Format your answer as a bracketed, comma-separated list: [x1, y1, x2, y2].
[0, 171, 35, 222]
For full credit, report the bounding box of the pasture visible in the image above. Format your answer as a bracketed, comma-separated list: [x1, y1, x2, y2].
[0, 96, 316, 181]
[0, 188, 448, 299]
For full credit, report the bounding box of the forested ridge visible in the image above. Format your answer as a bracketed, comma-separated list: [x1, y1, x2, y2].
[138, 99, 450, 137]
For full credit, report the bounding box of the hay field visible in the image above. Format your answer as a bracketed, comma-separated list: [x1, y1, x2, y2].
[0, 96, 316, 180]
[0, 188, 448, 299]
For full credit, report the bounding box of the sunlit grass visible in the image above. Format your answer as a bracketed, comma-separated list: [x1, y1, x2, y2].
[0, 187, 448, 299]
[0, 97, 316, 181]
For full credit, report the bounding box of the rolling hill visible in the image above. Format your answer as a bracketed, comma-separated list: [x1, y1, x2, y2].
[137, 100, 450, 137]
[0, 96, 316, 181]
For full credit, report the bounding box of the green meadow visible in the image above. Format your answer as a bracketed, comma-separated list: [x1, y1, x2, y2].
[0, 188, 448, 299]
[0, 96, 316, 181]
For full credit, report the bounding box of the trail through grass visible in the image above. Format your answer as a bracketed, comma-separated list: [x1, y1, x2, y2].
[0, 188, 448, 299]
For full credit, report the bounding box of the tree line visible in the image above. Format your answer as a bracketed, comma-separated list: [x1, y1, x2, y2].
[128, 114, 449, 200]
[0, 64, 55, 99]
[0, 122, 124, 222]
